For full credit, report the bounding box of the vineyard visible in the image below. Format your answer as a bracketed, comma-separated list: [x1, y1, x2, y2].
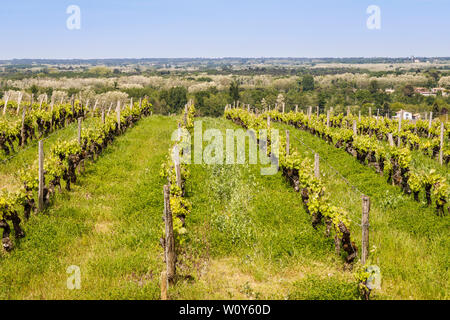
[0, 97, 448, 300]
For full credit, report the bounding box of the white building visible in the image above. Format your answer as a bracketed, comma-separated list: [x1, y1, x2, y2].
[393, 110, 413, 120]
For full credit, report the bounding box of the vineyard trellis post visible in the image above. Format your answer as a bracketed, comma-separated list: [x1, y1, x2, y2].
[38, 140, 44, 212]
[173, 145, 182, 189]
[295, 105, 298, 113]
[326, 110, 330, 128]
[316, 106, 319, 117]
[20, 106, 27, 147]
[116, 101, 121, 131]
[101, 110, 105, 124]
[50, 96, 55, 126]
[358, 111, 361, 122]
[163, 185, 176, 284]
[160, 271, 168, 300]
[70, 95, 74, 116]
[267, 115, 271, 129]
[286, 130, 290, 156]
[369, 107, 372, 118]
[16, 92, 23, 115]
[93, 99, 98, 113]
[388, 133, 394, 147]
[439, 122, 444, 165]
[2, 93, 9, 115]
[353, 120, 357, 136]
[361, 196, 370, 265]
[428, 112, 433, 138]
[314, 154, 320, 178]
[78, 117, 82, 145]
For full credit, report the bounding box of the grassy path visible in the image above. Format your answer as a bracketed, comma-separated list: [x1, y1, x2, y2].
[273, 121, 449, 299]
[169, 118, 359, 300]
[0, 115, 176, 299]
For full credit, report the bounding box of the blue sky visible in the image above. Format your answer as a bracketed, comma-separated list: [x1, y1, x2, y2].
[0, 0, 449, 59]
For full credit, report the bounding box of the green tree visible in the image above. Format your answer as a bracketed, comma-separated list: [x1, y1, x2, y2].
[302, 74, 315, 91]
[167, 86, 188, 114]
[369, 80, 379, 94]
[229, 81, 240, 102]
[30, 84, 39, 96]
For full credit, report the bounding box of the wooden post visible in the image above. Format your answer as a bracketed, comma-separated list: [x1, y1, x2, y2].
[2, 93, 9, 115]
[38, 140, 44, 211]
[388, 133, 394, 147]
[295, 105, 298, 113]
[347, 106, 350, 117]
[358, 111, 361, 122]
[308, 106, 312, 121]
[93, 99, 98, 112]
[20, 106, 26, 146]
[316, 106, 319, 117]
[314, 153, 320, 178]
[326, 110, 330, 127]
[130, 98, 133, 110]
[77, 118, 82, 145]
[16, 92, 23, 115]
[50, 95, 55, 113]
[353, 120, 357, 136]
[117, 102, 121, 131]
[286, 130, 290, 156]
[163, 185, 176, 283]
[70, 95, 74, 115]
[439, 122, 444, 165]
[160, 271, 168, 300]
[361, 196, 370, 265]
[428, 112, 433, 138]
[267, 115, 271, 129]
[369, 107, 372, 118]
